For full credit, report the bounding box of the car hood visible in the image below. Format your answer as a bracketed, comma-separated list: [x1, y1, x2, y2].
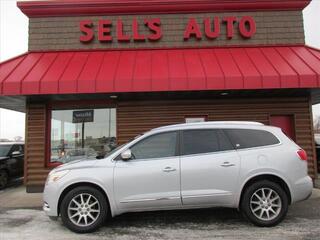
[53, 158, 99, 172]
[0, 156, 9, 161]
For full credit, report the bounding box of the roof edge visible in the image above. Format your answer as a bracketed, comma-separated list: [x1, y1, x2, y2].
[0, 52, 29, 66]
[306, 45, 320, 52]
[17, 0, 311, 18]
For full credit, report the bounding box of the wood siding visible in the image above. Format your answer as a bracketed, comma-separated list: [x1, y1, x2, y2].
[25, 96, 317, 191]
[117, 97, 317, 178]
[24, 103, 50, 192]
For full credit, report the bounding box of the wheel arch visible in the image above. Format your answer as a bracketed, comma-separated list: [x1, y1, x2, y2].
[238, 174, 292, 208]
[57, 181, 112, 217]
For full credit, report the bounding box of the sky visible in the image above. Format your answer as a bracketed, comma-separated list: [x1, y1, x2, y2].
[0, 0, 320, 139]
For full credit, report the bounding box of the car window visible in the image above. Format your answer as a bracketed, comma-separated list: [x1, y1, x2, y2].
[11, 145, 23, 154]
[130, 131, 177, 160]
[224, 129, 280, 149]
[182, 129, 234, 155]
[0, 145, 12, 157]
[20, 145, 24, 154]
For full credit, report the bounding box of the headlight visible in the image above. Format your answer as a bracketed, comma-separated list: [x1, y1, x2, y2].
[46, 170, 70, 184]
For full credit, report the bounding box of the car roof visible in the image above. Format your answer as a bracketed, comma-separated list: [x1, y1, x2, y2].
[150, 121, 266, 132]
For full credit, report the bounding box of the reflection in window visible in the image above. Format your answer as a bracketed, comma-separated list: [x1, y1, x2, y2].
[50, 108, 116, 164]
[130, 132, 177, 160]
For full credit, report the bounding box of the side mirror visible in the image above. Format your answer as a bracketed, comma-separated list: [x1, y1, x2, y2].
[11, 151, 21, 157]
[121, 149, 132, 161]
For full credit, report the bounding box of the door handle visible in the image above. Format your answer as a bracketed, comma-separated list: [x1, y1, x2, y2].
[220, 162, 235, 167]
[162, 166, 177, 172]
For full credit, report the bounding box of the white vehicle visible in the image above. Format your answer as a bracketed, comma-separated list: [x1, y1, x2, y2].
[43, 121, 313, 233]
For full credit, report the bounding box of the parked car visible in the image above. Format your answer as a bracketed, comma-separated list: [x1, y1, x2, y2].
[0, 142, 24, 189]
[43, 121, 313, 233]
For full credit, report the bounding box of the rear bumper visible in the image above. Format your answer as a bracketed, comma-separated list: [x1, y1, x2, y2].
[291, 176, 313, 203]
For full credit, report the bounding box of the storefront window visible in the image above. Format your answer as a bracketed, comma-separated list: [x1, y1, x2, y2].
[50, 108, 116, 164]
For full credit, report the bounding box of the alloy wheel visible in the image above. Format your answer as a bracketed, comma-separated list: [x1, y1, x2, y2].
[67, 193, 101, 227]
[249, 187, 282, 221]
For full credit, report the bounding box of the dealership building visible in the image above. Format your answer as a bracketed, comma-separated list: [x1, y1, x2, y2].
[0, 0, 320, 192]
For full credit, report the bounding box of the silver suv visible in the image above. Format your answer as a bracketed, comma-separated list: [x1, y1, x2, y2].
[43, 121, 313, 233]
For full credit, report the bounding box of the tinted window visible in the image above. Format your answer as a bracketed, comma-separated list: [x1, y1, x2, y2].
[0, 145, 12, 157]
[130, 132, 177, 160]
[20, 145, 24, 154]
[182, 129, 233, 155]
[11, 145, 24, 154]
[224, 129, 280, 149]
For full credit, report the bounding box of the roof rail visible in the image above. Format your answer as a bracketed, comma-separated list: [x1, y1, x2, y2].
[152, 121, 264, 131]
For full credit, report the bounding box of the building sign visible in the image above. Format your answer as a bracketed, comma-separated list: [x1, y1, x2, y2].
[72, 110, 94, 123]
[79, 16, 256, 43]
[185, 117, 207, 123]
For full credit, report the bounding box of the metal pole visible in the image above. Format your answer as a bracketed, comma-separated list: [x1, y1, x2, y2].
[109, 109, 111, 137]
[82, 122, 85, 148]
[0, 108, 2, 139]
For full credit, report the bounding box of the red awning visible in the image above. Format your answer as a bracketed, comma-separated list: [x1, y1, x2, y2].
[1, 46, 320, 96]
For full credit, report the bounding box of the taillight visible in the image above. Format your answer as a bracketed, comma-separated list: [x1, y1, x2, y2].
[297, 149, 307, 161]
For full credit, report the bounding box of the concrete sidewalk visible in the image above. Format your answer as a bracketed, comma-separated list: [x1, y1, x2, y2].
[0, 185, 42, 209]
[0, 187, 320, 240]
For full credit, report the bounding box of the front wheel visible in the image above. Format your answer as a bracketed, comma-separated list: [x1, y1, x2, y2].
[60, 186, 108, 233]
[240, 180, 288, 227]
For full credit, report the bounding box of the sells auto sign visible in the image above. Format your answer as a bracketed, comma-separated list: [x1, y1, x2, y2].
[79, 16, 256, 43]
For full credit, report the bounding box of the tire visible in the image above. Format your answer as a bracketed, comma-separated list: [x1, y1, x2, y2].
[60, 186, 108, 233]
[240, 180, 288, 227]
[0, 170, 8, 190]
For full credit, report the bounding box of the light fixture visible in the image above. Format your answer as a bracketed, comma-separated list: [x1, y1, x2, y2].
[110, 95, 118, 99]
[221, 92, 229, 96]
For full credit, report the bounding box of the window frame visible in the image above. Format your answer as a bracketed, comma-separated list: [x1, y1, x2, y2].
[115, 130, 180, 161]
[46, 100, 116, 168]
[180, 129, 235, 157]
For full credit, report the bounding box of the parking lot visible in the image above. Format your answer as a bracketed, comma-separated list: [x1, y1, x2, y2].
[0, 184, 320, 240]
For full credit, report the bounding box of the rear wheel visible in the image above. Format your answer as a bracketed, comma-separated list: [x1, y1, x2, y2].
[0, 170, 8, 190]
[60, 186, 108, 233]
[241, 180, 288, 227]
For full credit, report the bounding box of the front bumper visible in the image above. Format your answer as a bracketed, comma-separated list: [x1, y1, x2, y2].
[43, 183, 60, 217]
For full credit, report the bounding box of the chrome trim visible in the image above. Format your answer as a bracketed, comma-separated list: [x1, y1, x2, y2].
[179, 149, 237, 158]
[120, 196, 180, 204]
[220, 162, 236, 167]
[183, 193, 232, 199]
[116, 155, 180, 163]
[111, 128, 283, 161]
[234, 141, 282, 152]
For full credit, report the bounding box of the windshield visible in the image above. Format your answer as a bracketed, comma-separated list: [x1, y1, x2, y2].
[0, 145, 11, 157]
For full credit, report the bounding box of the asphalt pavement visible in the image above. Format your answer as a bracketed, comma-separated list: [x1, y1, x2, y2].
[0, 184, 319, 240]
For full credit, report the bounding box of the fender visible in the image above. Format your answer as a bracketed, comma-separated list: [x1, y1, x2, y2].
[235, 169, 293, 209]
[58, 175, 118, 217]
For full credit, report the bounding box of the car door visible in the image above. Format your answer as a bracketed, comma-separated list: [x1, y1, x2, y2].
[180, 129, 240, 206]
[15, 145, 24, 177]
[114, 131, 182, 211]
[6, 145, 21, 177]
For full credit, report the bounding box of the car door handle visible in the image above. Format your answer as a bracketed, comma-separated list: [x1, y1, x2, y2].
[220, 162, 235, 167]
[162, 167, 177, 172]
